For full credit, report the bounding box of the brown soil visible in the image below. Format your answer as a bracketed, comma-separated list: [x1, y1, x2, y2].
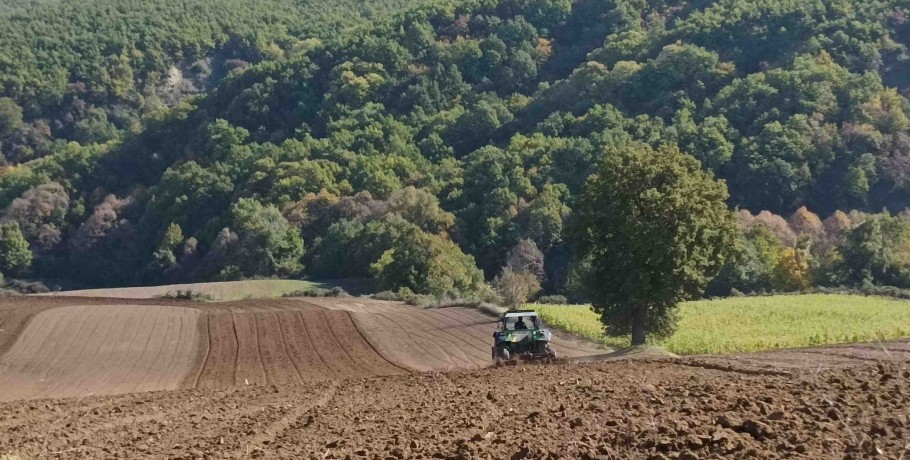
[0, 297, 415, 401]
[1, 350, 907, 459]
[0, 297, 604, 402]
[0, 304, 200, 401]
[2, 296, 909, 459]
[352, 306, 606, 372]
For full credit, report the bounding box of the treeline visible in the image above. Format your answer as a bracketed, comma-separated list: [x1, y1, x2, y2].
[1, 0, 910, 298]
[710, 208, 910, 296]
[0, 0, 433, 163]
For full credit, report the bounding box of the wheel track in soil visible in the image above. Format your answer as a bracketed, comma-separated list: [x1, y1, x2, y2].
[234, 381, 341, 458]
[795, 348, 895, 362]
[384, 310, 485, 367]
[821, 341, 910, 359]
[188, 312, 212, 389]
[348, 311, 413, 374]
[149, 388, 329, 456]
[313, 310, 360, 377]
[275, 311, 304, 385]
[292, 310, 337, 379]
[368, 312, 458, 371]
[376, 312, 468, 370]
[407, 309, 493, 359]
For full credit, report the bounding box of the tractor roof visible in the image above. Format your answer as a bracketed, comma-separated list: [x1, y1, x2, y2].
[502, 311, 538, 318]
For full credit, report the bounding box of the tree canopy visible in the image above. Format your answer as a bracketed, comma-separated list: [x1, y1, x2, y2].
[572, 143, 737, 344]
[1, 0, 910, 299]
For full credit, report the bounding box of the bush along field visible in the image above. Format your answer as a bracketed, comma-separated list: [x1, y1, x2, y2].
[534, 294, 910, 355]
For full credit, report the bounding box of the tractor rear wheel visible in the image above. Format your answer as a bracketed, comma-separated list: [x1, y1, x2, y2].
[545, 343, 557, 359]
[494, 347, 510, 366]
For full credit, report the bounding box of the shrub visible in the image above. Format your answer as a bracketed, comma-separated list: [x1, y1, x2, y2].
[494, 267, 542, 309]
[283, 287, 349, 297]
[371, 226, 483, 297]
[158, 290, 214, 301]
[0, 221, 31, 277]
[5, 279, 49, 293]
[537, 295, 568, 304]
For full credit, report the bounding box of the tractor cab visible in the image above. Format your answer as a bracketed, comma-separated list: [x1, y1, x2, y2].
[500, 311, 542, 331]
[492, 310, 557, 365]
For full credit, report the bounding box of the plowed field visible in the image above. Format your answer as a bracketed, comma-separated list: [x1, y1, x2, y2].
[1, 295, 908, 459]
[1, 345, 907, 459]
[0, 304, 200, 400]
[352, 306, 604, 371]
[0, 296, 603, 401]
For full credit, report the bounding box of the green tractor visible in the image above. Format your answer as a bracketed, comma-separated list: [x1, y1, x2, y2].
[491, 310, 557, 365]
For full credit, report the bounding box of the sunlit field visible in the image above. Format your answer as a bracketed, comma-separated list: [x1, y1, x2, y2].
[534, 294, 910, 354]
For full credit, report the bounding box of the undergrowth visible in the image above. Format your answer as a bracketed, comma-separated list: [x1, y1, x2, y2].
[157, 290, 214, 301]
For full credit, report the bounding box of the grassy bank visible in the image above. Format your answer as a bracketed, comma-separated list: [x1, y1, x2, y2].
[534, 294, 910, 355]
[44, 279, 324, 301]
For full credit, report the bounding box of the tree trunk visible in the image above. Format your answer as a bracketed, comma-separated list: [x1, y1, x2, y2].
[631, 305, 647, 346]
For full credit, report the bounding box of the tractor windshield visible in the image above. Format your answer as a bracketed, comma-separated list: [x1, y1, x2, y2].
[504, 315, 540, 331]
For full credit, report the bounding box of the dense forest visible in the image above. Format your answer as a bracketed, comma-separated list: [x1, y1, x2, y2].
[1, 0, 910, 299]
[0, 0, 434, 161]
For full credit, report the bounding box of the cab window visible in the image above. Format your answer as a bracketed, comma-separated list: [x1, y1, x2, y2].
[504, 316, 539, 330]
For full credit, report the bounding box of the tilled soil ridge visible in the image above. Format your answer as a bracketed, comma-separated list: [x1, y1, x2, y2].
[0, 304, 201, 401]
[0, 298, 415, 401]
[351, 306, 606, 372]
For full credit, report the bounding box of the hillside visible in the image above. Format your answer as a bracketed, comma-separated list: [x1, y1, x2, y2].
[1, 0, 910, 294]
[0, 0, 434, 163]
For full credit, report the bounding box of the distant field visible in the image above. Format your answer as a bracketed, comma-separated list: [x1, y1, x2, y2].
[534, 294, 910, 355]
[41, 279, 325, 301]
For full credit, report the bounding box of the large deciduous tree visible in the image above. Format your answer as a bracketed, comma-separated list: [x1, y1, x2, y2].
[572, 143, 737, 345]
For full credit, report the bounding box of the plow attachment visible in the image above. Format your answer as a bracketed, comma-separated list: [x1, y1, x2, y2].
[494, 354, 569, 367]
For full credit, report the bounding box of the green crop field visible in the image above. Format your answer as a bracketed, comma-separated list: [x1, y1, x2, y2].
[534, 294, 910, 355]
